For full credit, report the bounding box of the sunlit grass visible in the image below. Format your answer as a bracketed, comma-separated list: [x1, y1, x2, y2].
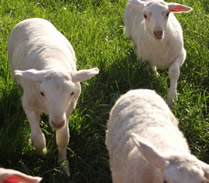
[0, 0, 209, 182]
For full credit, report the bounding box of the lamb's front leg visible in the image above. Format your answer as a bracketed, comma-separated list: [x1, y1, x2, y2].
[24, 108, 46, 153]
[167, 59, 182, 106]
[21, 91, 46, 153]
[56, 125, 70, 175]
[57, 97, 78, 175]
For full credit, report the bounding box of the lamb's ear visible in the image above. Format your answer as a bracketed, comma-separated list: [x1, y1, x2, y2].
[131, 133, 167, 170]
[128, 0, 147, 11]
[168, 3, 193, 13]
[3, 175, 42, 183]
[71, 67, 99, 83]
[14, 69, 48, 82]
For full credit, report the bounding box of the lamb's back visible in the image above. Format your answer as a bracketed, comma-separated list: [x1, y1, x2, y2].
[8, 18, 76, 73]
[106, 89, 189, 182]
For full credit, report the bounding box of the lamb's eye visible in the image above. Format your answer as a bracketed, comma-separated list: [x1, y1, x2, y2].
[166, 12, 170, 17]
[144, 14, 147, 19]
[40, 91, 45, 97]
[71, 92, 74, 96]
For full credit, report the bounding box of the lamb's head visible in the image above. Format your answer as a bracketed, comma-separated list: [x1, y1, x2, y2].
[39, 71, 77, 129]
[162, 156, 209, 183]
[14, 67, 99, 129]
[128, 0, 192, 40]
[131, 133, 209, 183]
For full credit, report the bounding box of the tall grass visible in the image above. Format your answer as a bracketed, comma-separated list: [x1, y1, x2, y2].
[0, 0, 209, 182]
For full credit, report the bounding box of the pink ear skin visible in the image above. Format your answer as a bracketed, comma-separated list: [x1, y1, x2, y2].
[3, 175, 23, 183]
[3, 175, 39, 183]
[168, 4, 193, 13]
[170, 6, 187, 12]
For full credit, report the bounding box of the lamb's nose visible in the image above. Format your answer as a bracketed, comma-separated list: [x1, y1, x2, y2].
[154, 30, 163, 39]
[51, 120, 65, 129]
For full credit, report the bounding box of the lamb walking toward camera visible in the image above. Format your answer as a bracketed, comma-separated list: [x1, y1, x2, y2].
[0, 168, 42, 183]
[106, 89, 209, 183]
[8, 18, 99, 174]
[124, 0, 192, 106]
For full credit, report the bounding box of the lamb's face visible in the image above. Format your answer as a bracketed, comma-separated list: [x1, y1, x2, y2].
[143, 2, 169, 40]
[40, 71, 76, 129]
[163, 155, 209, 183]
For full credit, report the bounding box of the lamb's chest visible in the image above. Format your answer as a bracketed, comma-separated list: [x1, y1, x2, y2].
[140, 41, 177, 69]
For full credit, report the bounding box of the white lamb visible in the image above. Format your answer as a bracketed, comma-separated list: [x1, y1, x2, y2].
[106, 89, 209, 183]
[0, 168, 42, 183]
[124, 0, 192, 106]
[8, 18, 99, 174]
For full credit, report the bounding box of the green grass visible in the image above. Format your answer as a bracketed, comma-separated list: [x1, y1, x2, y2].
[0, 0, 209, 182]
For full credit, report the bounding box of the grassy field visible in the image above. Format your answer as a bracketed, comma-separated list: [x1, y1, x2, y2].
[0, 0, 209, 182]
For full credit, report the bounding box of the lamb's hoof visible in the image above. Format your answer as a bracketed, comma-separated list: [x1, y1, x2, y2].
[166, 96, 177, 107]
[34, 147, 47, 155]
[154, 70, 160, 78]
[42, 147, 48, 155]
[59, 159, 70, 176]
